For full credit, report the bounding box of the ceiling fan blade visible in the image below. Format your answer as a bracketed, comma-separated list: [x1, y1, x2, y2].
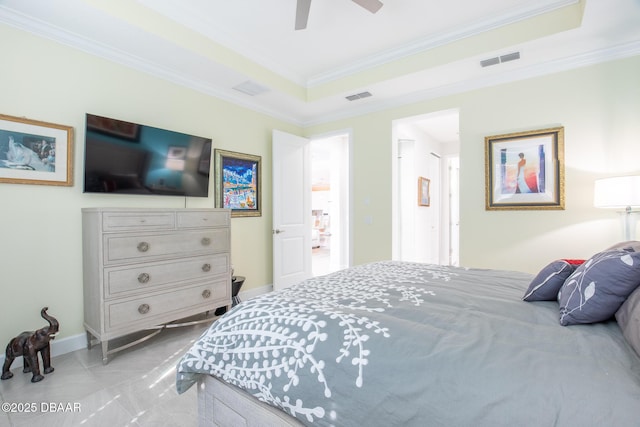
[295, 0, 312, 30]
[351, 0, 383, 13]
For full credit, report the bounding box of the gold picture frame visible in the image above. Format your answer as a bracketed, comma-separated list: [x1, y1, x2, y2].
[0, 114, 73, 186]
[485, 127, 564, 210]
[418, 176, 430, 206]
[214, 149, 261, 217]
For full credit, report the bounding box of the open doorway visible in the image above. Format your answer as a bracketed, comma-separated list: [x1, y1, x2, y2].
[392, 110, 460, 265]
[310, 132, 350, 276]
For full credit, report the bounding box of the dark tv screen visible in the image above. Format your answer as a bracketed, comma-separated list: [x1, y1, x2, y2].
[83, 114, 212, 197]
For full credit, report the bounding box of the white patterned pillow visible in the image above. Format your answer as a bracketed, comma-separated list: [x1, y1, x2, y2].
[558, 249, 640, 326]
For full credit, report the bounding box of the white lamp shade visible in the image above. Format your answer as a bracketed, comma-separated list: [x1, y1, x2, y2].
[594, 176, 640, 208]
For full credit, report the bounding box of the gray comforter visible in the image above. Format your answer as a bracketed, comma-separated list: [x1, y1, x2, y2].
[176, 261, 640, 426]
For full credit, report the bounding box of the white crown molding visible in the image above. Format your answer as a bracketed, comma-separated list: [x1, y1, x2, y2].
[302, 39, 640, 127]
[306, 0, 580, 87]
[2, 4, 638, 129]
[0, 6, 304, 125]
[139, 0, 579, 88]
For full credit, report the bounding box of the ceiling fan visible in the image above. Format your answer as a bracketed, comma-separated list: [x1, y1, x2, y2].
[295, 0, 383, 30]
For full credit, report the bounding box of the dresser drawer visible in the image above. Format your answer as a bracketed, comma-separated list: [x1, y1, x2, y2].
[101, 212, 175, 232]
[104, 228, 230, 264]
[83, 208, 232, 363]
[106, 279, 229, 330]
[177, 210, 229, 229]
[104, 254, 230, 297]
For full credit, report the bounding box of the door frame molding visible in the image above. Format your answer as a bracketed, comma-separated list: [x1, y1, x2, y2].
[307, 128, 354, 271]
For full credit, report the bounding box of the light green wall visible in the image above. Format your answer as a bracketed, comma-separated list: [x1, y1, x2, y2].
[2, 21, 639, 349]
[307, 55, 640, 272]
[457, 60, 640, 271]
[0, 24, 300, 345]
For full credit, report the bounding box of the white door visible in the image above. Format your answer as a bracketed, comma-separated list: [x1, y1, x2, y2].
[397, 139, 416, 261]
[427, 153, 441, 264]
[448, 157, 460, 266]
[272, 130, 312, 291]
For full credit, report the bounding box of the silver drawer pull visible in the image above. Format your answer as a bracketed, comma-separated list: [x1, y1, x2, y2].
[201, 237, 211, 246]
[138, 304, 150, 315]
[202, 263, 211, 272]
[137, 241, 150, 252]
[202, 289, 211, 299]
[137, 273, 150, 283]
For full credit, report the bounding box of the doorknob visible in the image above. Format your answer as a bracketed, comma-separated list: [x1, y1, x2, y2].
[273, 229, 285, 234]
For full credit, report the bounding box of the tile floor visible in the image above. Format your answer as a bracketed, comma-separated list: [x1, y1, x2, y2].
[0, 316, 214, 427]
[312, 245, 331, 277]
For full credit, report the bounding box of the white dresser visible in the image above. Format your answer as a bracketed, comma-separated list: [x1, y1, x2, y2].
[82, 207, 231, 363]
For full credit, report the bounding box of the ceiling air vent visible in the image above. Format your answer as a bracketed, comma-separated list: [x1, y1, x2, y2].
[346, 91, 372, 101]
[480, 57, 500, 68]
[500, 51, 520, 63]
[480, 51, 521, 68]
[232, 80, 269, 96]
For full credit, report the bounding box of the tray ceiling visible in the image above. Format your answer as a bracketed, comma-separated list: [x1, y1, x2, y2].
[1, 0, 639, 126]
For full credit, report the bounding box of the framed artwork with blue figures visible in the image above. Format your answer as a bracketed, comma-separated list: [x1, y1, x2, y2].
[214, 149, 261, 217]
[485, 127, 564, 210]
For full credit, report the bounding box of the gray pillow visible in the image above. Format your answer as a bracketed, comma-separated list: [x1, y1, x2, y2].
[615, 285, 640, 357]
[558, 249, 640, 326]
[523, 260, 578, 301]
[606, 240, 640, 252]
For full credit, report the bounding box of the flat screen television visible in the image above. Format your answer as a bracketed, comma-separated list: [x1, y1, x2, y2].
[83, 113, 212, 197]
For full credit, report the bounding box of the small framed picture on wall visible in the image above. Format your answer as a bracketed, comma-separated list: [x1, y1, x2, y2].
[214, 149, 261, 217]
[418, 176, 430, 206]
[0, 113, 73, 186]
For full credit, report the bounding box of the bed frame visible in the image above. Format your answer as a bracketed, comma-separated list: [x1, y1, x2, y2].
[198, 375, 303, 427]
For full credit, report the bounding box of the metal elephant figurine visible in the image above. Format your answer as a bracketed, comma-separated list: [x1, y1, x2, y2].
[1, 307, 59, 383]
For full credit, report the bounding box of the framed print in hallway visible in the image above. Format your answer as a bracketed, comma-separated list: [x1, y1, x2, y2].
[418, 176, 430, 206]
[485, 127, 564, 210]
[214, 149, 261, 217]
[0, 114, 73, 186]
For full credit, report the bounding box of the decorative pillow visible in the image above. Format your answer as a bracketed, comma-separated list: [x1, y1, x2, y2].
[562, 259, 587, 266]
[615, 285, 640, 357]
[523, 260, 580, 301]
[558, 249, 640, 326]
[606, 241, 640, 252]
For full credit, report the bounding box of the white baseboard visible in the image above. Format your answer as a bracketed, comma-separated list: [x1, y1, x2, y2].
[0, 285, 274, 367]
[0, 333, 87, 371]
[238, 283, 272, 301]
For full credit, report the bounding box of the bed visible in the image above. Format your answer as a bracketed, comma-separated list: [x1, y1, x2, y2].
[176, 251, 640, 427]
